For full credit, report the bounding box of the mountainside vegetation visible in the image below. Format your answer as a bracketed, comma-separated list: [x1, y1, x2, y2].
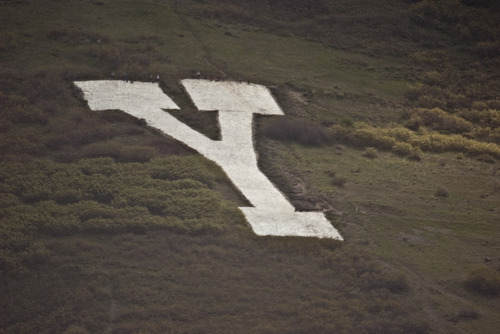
[1, 0, 499, 333]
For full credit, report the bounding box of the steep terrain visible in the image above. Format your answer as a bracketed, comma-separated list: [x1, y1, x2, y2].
[1, 1, 499, 333]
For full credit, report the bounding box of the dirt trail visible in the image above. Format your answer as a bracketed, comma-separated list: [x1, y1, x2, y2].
[175, 9, 228, 78]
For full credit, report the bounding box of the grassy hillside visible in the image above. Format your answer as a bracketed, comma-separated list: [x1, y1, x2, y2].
[1, 0, 499, 333]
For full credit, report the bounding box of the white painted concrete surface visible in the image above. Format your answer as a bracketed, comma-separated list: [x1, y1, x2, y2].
[74, 79, 343, 240]
[181, 79, 283, 115]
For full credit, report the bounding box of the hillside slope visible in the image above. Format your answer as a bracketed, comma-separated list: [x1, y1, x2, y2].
[1, 1, 499, 333]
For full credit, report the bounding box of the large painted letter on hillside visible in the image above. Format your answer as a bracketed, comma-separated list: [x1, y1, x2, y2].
[74, 79, 343, 240]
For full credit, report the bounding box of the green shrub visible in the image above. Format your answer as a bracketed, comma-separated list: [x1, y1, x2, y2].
[0, 156, 236, 270]
[149, 157, 217, 186]
[0, 92, 49, 125]
[421, 70, 445, 86]
[331, 121, 500, 160]
[52, 189, 85, 205]
[77, 157, 118, 176]
[331, 176, 346, 188]
[387, 125, 414, 142]
[365, 272, 410, 294]
[262, 117, 330, 146]
[453, 307, 481, 321]
[117, 145, 157, 162]
[475, 154, 495, 163]
[362, 147, 378, 158]
[406, 108, 474, 133]
[393, 142, 414, 157]
[0, 215, 42, 272]
[46, 116, 119, 150]
[408, 0, 498, 42]
[465, 266, 500, 296]
[0, 129, 45, 156]
[435, 187, 449, 197]
[81, 142, 123, 159]
[354, 126, 397, 149]
[0, 193, 21, 208]
[409, 147, 424, 161]
[478, 127, 500, 144]
[147, 138, 194, 155]
[460, 109, 500, 128]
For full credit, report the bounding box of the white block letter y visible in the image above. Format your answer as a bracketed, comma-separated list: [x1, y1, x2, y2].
[74, 79, 343, 240]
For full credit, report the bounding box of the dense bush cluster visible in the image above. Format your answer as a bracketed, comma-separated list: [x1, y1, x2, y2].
[261, 117, 330, 146]
[402, 0, 500, 165]
[0, 157, 245, 273]
[1, 233, 428, 334]
[0, 92, 48, 128]
[408, 0, 500, 43]
[330, 121, 500, 160]
[403, 73, 500, 146]
[0, 69, 195, 162]
[260, 112, 500, 160]
[405, 108, 474, 134]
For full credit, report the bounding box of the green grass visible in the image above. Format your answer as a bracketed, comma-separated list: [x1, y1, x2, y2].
[190, 16, 410, 98]
[261, 143, 500, 333]
[3, 231, 428, 334]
